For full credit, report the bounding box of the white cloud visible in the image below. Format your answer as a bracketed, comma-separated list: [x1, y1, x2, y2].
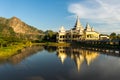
[68, 0, 120, 33]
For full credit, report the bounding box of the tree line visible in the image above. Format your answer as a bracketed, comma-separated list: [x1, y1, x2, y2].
[109, 32, 120, 40]
[0, 27, 120, 48]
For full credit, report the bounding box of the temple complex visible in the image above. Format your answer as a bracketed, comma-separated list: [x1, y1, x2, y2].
[57, 16, 99, 43]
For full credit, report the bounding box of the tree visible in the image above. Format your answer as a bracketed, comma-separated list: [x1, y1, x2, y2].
[0, 38, 4, 48]
[0, 38, 7, 48]
[117, 34, 120, 39]
[43, 30, 57, 42]
[110, 32, 117, 40]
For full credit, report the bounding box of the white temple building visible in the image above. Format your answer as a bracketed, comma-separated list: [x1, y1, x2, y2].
[57, 16, 99, 43]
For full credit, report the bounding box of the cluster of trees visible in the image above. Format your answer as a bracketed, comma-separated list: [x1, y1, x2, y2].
[109, 32, 120, 40]
[0, 24, 16, 48]
[0, 27, 57, 48]
[0, 17, 58, 47]
[100, 32, 120, 40]
[0, 24, 36, 48]
[43, 30, 57, 42]
[0, 16, 45, 48]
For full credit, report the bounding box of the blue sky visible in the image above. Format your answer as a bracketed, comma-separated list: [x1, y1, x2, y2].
[0, 0, 120, 34]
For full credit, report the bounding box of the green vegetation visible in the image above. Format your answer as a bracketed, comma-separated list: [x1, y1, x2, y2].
[0, 42, 32, 60]
[100, 32, 120, 40]
[43, 30, 57, 42]
[0, 17, 44, 41]
[110, 32, 120, 40]
[110, 32, 117, 39]
[0, 16, 120, 61]
[0, 17, 60, 61]
[0, 16, 44, 60]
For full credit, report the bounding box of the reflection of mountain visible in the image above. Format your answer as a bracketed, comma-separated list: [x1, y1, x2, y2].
[8, 46, 44, 64]
[57, 46, 99, 71]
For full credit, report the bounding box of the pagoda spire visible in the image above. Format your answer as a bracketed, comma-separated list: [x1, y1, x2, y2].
[74, 16, 81, 28]
[74, 16, 83, 30]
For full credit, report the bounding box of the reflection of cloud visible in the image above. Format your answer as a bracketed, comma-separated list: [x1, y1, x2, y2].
[68, 0, 120, 33]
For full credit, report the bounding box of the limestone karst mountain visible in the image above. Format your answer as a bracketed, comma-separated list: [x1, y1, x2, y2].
[0, 16, 44, 40]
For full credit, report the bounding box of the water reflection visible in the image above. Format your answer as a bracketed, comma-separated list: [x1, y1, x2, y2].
[0, 46, 120, 80]
[8, 46, 44, 64]
[56, 46, 99, 71]
[44, 46, 56, 53]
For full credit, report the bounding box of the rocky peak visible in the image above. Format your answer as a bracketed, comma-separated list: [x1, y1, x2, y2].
[8, 16, 39, 34]
[9, 16, 21, 23]
[11, 16, 20, 20]
[0, 16, 44, 40]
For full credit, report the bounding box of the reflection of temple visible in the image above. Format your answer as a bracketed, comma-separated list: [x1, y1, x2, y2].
[57, 46, 99, 71]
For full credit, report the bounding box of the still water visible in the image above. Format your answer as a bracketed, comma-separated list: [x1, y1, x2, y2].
[0, 46, 120, 80]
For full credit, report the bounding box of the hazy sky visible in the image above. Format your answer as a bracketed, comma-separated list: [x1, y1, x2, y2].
[0, 0, 120, 34]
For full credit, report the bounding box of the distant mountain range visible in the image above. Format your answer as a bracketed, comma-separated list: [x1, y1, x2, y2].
[0, 16, 44, 41]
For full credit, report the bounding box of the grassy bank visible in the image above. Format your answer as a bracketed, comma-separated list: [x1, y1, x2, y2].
[0, 42, 32, 60]
[0, 41, 119, 61]
[0, 42, 70, 61]
[33, 42, 71, 46]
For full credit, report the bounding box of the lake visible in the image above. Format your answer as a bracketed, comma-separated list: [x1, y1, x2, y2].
[0, 46, 120, 80]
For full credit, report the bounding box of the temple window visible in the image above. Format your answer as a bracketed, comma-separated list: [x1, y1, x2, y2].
[60, 36, 62, 38]
[87, 35, 89, 38]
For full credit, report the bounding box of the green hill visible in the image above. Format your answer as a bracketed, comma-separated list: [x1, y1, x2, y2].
[0, 16, 44, 41]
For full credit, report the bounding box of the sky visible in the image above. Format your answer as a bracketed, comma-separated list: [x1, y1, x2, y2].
[0, 0, 120, 34]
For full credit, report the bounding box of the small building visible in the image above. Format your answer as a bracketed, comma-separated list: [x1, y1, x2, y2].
[99, 35, 109, 40]
[57, 16, 99, 43]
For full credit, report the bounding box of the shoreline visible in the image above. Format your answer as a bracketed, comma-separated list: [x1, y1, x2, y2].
[0, 41, 119, 61]
[0, 42, 70, 61]
[0, 43, 32, 61]
[33, 42, 71, 46]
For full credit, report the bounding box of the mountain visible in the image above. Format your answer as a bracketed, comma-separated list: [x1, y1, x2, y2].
[0, 16, 44, 41]
[0, 23, 15, 37]
[8, 17, 42, 34]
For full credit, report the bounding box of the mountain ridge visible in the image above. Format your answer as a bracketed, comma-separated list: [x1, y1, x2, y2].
[0, 16, 44, 40]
